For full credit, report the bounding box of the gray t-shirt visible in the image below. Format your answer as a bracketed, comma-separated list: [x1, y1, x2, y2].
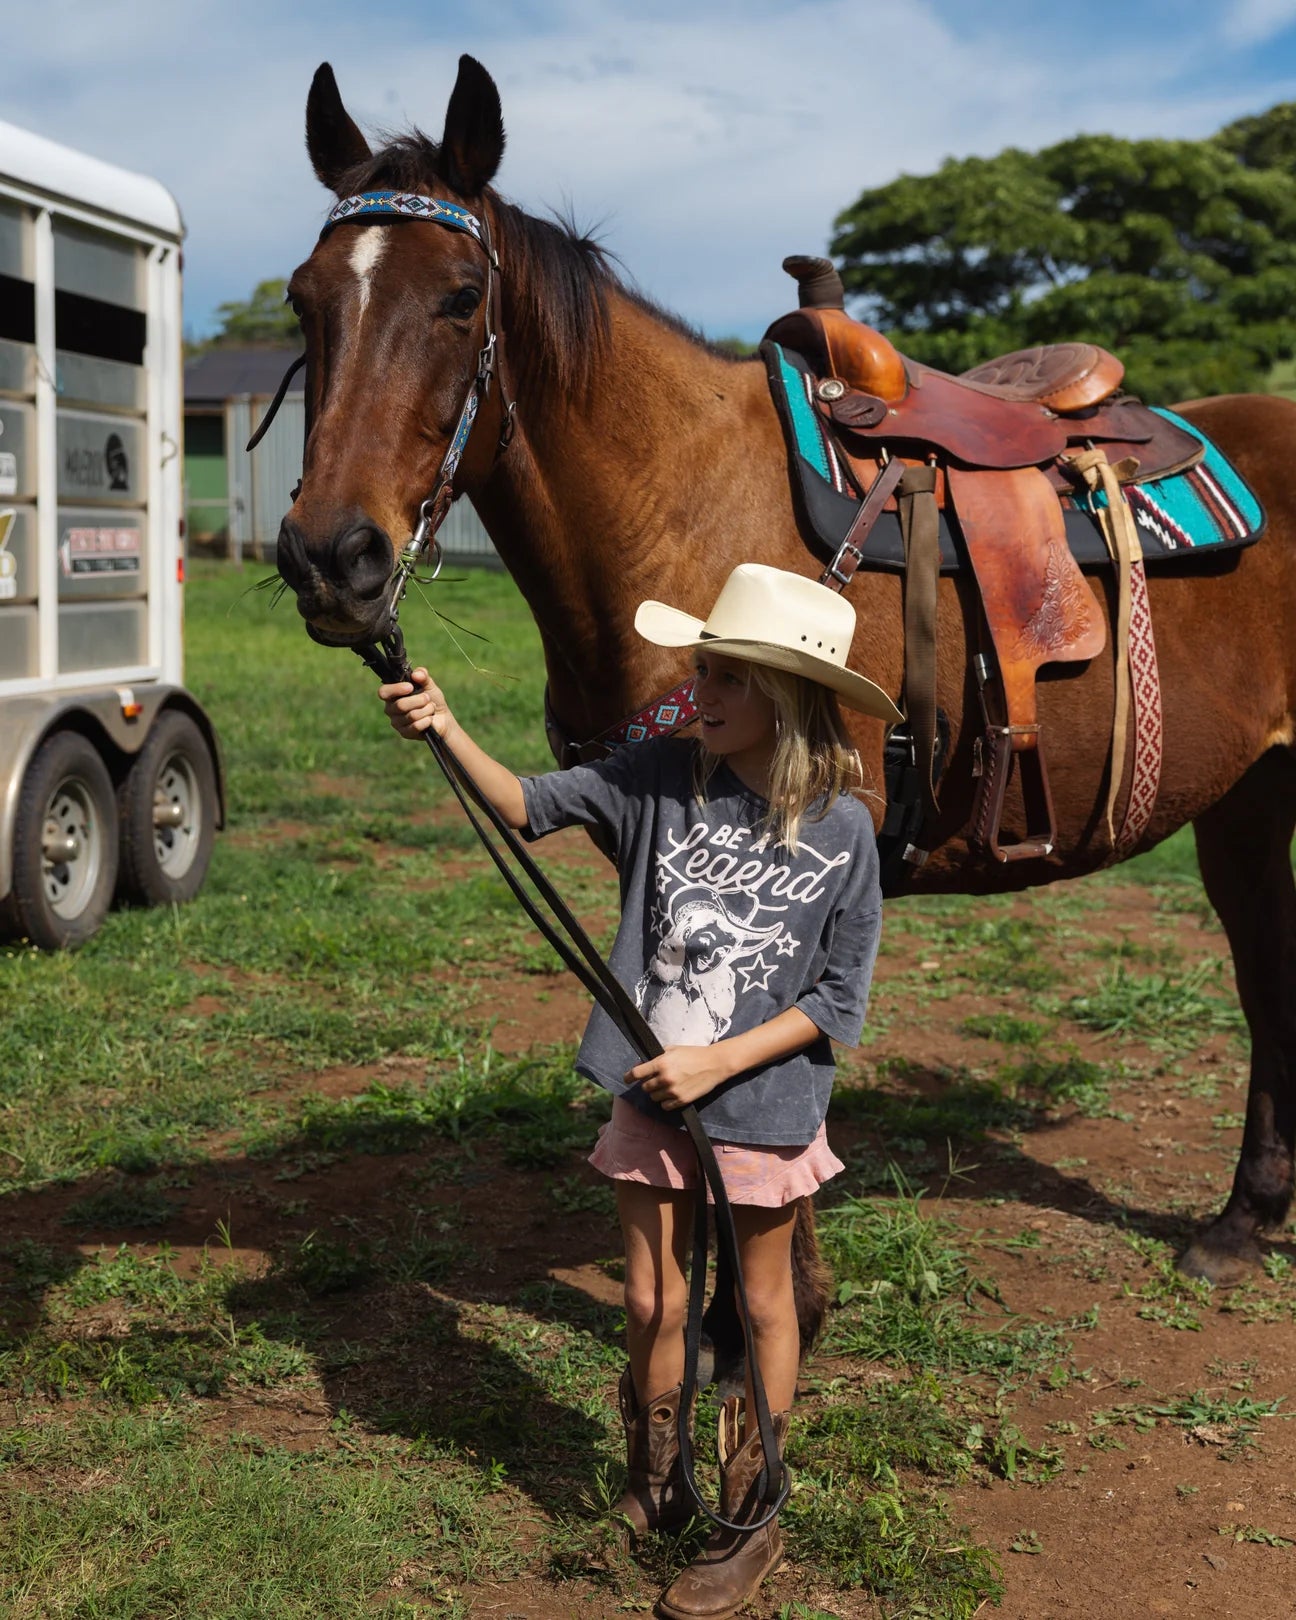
[521, 737, 881, 1147]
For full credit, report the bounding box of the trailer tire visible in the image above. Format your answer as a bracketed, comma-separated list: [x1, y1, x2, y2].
[6, 730, 120, 949]
[116, 710, 217, 907]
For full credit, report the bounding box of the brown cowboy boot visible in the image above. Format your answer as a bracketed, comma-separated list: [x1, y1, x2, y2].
[656, 1396, 790, 1620]
[614, 1366, 692, 1542]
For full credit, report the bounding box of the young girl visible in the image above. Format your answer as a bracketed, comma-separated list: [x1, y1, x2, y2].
[380, 563, 892, 1620]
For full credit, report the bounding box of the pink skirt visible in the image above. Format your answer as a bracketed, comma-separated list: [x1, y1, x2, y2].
[589, 1097, 844, 1208]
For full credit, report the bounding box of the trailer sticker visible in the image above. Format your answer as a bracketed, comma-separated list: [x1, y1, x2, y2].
[0, 509, 16, 598]
[59, 525, 140, 577]
[0, 452, 15, 498]
[61, 431, 136, 498]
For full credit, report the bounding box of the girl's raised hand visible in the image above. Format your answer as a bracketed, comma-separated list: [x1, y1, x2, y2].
[378, 667, 456, 740]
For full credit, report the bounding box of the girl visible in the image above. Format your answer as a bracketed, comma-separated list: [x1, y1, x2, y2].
[380, 563, 893, 1620]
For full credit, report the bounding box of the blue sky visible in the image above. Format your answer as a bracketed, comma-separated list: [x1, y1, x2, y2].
[5, 0, 1296, 341]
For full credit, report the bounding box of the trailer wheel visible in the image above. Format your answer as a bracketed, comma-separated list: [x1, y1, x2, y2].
[6, 731, 119, 949]
[116, 710, 217, 906]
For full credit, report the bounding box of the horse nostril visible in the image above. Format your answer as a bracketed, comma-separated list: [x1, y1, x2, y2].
[276, 519, 311, 592]
[333, 522, 393, 601]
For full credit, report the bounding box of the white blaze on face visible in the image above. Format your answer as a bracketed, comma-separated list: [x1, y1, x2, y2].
[349, 230, 388, 323]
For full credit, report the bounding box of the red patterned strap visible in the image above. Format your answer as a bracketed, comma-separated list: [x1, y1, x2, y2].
[1115, 558, 1162, 855]
[589, 677, 700, 752]
[1063, 449, 1162, 857]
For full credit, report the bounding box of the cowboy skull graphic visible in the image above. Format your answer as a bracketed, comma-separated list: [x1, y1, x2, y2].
[636, 884, 786, 1046]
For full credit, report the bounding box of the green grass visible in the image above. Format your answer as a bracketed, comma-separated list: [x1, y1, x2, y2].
[0, 1413, 518, 1617]
[0, 564, 571, 1195]
[819, 1181, 1084, 1390]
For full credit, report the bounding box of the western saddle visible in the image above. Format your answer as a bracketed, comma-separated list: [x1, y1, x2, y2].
[764, 255, 1200, 865]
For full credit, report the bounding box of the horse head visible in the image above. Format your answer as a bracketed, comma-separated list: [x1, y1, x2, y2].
[276, 56, 512, 647]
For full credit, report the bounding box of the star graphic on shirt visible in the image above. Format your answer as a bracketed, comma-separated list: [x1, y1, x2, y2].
[775, 933, 800, 958]
[649, 900, 671, 936]
[656, 869, 671, 894]
[737, 953, 778, 993]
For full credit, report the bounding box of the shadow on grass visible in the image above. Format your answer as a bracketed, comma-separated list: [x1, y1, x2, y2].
[0, 1101, 631, 1519]
[0, 1048, 1275, 1518]
[824, 1056, 1233, 1255]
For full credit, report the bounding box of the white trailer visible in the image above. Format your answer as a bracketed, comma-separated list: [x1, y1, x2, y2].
[0, 121, 222, 948]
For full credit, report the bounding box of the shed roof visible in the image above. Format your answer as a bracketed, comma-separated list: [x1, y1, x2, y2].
[184, 347, 305, 405]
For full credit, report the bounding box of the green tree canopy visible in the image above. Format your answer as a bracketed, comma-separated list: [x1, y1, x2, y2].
[208, 278, 301, 347]
[829, 112, 1296, 401]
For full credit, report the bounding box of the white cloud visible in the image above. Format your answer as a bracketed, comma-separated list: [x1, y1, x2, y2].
[2, 0, 1294, 339]
[1226, 0, 1296, 47]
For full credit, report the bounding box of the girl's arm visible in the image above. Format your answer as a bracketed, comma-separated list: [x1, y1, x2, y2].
[379, 667, 529, 829]
[625, 1007, 822, 1111]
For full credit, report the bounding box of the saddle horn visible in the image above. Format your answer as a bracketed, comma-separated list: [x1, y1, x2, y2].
[783, 255, 845, 311]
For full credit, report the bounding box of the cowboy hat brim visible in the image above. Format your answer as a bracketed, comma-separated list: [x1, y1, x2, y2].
[634, 602, 903, 725]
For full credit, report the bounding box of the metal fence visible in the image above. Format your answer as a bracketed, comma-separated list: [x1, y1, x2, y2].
[202, 394, 502, 566]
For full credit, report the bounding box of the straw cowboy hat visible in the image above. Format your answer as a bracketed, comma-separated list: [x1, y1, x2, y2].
[635, 563, 903, 724]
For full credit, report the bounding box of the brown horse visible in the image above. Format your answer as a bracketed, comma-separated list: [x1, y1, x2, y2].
[275, 56, 1296, 1315]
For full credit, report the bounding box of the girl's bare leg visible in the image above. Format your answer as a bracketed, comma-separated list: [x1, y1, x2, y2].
[617, 1181, 693, 1400]
[732, 1201, 801, 1418]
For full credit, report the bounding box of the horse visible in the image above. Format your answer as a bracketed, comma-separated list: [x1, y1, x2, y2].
[273, 55, 1296, 1355]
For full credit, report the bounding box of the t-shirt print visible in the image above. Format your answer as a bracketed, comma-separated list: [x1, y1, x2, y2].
[636, 818, 854, 1049]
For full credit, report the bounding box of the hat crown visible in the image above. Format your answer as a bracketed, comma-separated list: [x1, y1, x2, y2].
[701, 563, 856, 671]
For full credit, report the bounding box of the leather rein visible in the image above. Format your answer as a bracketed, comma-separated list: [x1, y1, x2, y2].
[272, 187, 789, 1530]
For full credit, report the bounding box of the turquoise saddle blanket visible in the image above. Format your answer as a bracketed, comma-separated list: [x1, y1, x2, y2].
[764, 341, 1266, 576]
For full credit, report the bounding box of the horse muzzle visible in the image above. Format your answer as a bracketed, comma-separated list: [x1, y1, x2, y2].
[276, 514, 399, 647]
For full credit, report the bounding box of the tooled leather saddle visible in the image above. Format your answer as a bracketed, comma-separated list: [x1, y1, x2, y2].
[763, 255, 1206, 866]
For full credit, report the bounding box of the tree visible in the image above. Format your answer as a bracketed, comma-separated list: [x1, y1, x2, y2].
[1216, 102, 1296, 176]
[208, 278, 301, 347]
[829, 116, 1296, 401]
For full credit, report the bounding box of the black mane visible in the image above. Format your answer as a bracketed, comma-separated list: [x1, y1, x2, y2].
[331, 130, 732, 397]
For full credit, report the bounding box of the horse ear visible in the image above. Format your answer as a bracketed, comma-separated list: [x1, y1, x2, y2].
[440, 54, 505, 196]
[306, 63, 372, 195]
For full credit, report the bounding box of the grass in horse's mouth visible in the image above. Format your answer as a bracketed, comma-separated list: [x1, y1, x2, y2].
[241, 571, 292, 612]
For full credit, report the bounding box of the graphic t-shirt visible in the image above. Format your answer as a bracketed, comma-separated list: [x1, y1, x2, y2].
[521, 737, 882, 1146]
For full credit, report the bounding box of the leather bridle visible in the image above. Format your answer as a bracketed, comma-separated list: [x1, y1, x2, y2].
[252, 187, 516, 641]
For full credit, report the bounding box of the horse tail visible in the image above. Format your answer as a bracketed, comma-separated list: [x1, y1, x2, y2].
[699, 1195, 833, 1392]
[791, 1194, 833, 1358]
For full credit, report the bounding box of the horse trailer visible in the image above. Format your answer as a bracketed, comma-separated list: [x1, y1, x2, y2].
[0, 119, 223, 948]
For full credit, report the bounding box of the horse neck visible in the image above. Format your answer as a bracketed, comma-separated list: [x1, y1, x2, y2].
[470, 290, 792, 741]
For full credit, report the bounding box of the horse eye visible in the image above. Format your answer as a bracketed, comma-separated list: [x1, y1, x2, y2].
[445, 286, 482, 320]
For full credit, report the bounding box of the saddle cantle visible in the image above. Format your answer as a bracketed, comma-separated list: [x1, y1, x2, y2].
[764, 256, 1213, 866]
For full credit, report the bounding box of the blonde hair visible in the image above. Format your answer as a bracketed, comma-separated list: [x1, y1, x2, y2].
[693, 662, 865, 852]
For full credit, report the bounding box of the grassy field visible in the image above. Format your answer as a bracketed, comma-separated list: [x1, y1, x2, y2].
[1, 563, 1290, 1619]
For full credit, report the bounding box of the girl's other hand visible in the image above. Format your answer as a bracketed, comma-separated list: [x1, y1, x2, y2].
[378, 667, 455, 740]
[626, 1046, 730, 1110]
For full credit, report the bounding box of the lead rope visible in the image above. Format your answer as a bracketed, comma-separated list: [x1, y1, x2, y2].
[353, 627, 790, 1532]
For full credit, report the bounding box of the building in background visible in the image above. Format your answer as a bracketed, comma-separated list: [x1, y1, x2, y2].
[182, 348, 500, 565]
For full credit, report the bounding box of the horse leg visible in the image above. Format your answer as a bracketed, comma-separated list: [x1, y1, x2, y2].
[701, 1196, 832, 1390]
[1181, 747, 1296, 1283]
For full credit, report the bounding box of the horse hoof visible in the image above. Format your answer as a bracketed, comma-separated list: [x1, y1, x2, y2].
[1178, 1236, 1260, 1287]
